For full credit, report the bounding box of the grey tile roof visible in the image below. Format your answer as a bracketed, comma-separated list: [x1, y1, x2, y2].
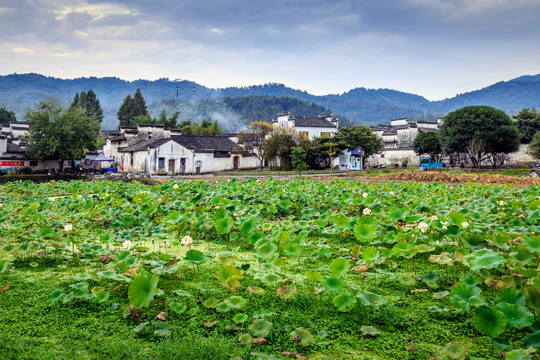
[292, 116, 337, 128]
[118, 135, 237, 153]
[6, 142, 25, 153]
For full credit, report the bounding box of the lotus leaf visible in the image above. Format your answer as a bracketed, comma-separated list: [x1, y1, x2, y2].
[495, 302, 534, 329]
[128, 274, 158, 308]
[353, 223, 377, 243]
[203, 298, 220, 308]
[469, 249, 504, 272]
[357, 290, 387, 309]
[48, 289, 64, 303]
[238, 333, 253, 347]
[473, 306, 507, 337]
[329, 258, 350, 276]
[494, 288, 526, 306]
[333, 291, 357, 312]
[170, 302, 187, 314]
[450, 284, 485, 310]
[132, 321, 149, 333]
[525, 286, 540, 313]
[215, 265, 243, 290]
[233, 313, 249, 323]
[523, 235, 540, 254]
[276, 285, 299, 300]
[153, 321, 172, 337]
[185, 249, 210, 265]
[289, 327, 315, 346]
[215, 217, 234, 235]
[249, 319, 272, 338]
[320, 275, 346, 292]
[360, 325, 380, 336]
[225, 295, 247, 309]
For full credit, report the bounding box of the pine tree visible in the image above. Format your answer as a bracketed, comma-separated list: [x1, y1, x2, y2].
[117, 95, 135, 127]
[70, 90, 104, 123]
[133, 88, 148, 117]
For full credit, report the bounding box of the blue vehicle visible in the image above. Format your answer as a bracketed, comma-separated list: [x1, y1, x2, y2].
[420, 158, 446, 169]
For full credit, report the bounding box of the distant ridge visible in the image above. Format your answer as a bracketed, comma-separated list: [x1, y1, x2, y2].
[0, 73, 539, 130]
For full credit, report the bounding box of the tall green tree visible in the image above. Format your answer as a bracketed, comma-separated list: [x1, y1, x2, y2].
[70, 89, 104, 123]
[333, 126, 384, 165]
[265, 126, 298, 170]
[0, 107, 16, 125]
[439, 106, 520, 168]
[513, 107, 540, 143]
[25, 98, 100, 173]
[238, 121, 274, 170]
[291, 146, 308, 177]
[528, 131, 540, 160]
[117, 88, 149, 128]
[412, 131, 443, 161]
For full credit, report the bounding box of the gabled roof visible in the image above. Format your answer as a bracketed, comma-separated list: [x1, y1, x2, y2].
[6, 142, 25, 153]
[171, 135, 237, 152]
[291, 116, 337, 128]
[118, 138, 172, 153]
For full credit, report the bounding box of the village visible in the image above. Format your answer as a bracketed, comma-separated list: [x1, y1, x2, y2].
[0, 109, 536, 176]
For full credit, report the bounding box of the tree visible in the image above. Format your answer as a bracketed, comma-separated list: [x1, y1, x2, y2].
[0, 107, 16, 125]
[239, 121, 273, 170]
[265, 126, 298, 170]
[180, 119, 222, 135]
[291, 146, 308, 177]
[117, 89, 149, 127]
[70, 89, 104, 123]
[439, 106, 520, 168]
[333, 126, 384, 165]
[528, 131, 540, 160]
[412, 131, 443, 161]
[513, 107, 540, 143]
[25, 98, 100, 173]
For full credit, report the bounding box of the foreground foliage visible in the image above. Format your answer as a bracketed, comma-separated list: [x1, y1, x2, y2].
[0, 178, 539, 359]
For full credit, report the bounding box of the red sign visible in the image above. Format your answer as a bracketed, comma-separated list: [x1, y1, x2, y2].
[0, 161, 24, 167]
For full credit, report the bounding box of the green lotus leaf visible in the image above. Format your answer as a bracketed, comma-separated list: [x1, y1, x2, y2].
[256, 241, 278, 258]
[164, 211, 182, 223]
[433, 291, 450, 299]
[238, 333, 253, 347]
[215, 265, 243, 290]
[128, 274, 158, 308]
[522, 330, 540, 348]
[0, 260, 9, 272]
[289, 327, 315, 346]
[248, 319, 272, 338]
[357, 290, 387, 309]
[320, 275, 346, 292]
[450, 284, 485, 311]
[132, 321, 149, 333]
[460, 274, 483, 287]
[392, 241, 415, 257]
[332, 215, 349, 227]
[494, 288, 526, 306]
[239, 219, 257, 235]
[233, 313, 249, 324]
[333, 291, 357, 312]
[473, 306, 507, 337]
[318, 247, 333, 258]
[353, 223, 377, 243]
[523, 235, 540, 254]
[360, 325, 380, 336]
[361, 246, 379, 265]
[495, 302, 534, 329]
[398, 275, 416, 286]
[153, 321, 173, 337]
[185, 249, 210, 265]
[387, 208, 409, 222]
[169, 302, 187, 314]
[305, 271, 323, 282]
[203, 298, 220, 308]
[215, 217, 234, 235]
[421, 271, 440, 289]
[95, 291, 109, 303]
[73, 273, 93, 281]
[490, 336, 511, 350]
[525, 286, 540, 313]
[172, 289, 192, 297]
[283, 243, 302, 257]
[505, 349, 528, 360]
[330, 258, 350, 276]
[48, 289, 64, 303]
[121, 215, 137, 227]
[216, 302, 232, 313]
[449, 212, 467, 227]
[469, 249, 504, 272]
[225, 295, 247, 309]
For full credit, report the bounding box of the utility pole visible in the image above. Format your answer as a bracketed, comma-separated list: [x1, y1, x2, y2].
[176, 86, 179, 102]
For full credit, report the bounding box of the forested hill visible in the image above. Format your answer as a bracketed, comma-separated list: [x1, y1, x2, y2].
[1, 73, 539, 130]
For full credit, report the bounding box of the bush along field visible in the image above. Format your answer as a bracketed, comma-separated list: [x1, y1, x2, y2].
[0, 178, 539, 360]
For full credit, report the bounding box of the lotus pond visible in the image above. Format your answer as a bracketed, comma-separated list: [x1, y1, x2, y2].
[0, 178, 539, 360]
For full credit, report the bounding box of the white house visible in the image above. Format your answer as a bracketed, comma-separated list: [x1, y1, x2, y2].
[117, 135, 258, 175]
[273, 112, 339, 140]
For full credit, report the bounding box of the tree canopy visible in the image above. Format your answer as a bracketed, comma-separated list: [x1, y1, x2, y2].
[117, 88, 149, 127]
[528, 131, 540, 160]
[412, 131, 443, 161]
[238, 121, 273, 170]
[439, 106, 520, 168]
[333, 125, 384, 162]
[25, 98, 100, 172]
[69, 90, 103, 123]
[0, 107, 16, 125]
[513, 107, 540, 143]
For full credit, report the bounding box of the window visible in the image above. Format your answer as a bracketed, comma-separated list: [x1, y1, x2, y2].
[298, 131, 309, 139]
[158, 157, 165, 168]
[320, 132, 331, 138]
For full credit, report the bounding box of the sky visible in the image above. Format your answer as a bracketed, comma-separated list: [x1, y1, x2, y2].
[1, 0, 540, 101]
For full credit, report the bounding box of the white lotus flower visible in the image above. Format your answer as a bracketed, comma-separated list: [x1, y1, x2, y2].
[441, 221, 448, 230]
[181, 235, 193, 247]
[430, 215, 438, 221]
[173, 184, 179, 189]
[461, 221, 469, 228]
[389, 191, 395, 196]
[418, 222, 428, 233]
[497, 200, 506, 206]
[362, 207, 371, 216]
[122, 240, 132, 249]
[362, 192, 368, 198]
[64, 223, 72, 232]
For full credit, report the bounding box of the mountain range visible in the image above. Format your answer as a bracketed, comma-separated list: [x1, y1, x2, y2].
[0, 73, 539, 131]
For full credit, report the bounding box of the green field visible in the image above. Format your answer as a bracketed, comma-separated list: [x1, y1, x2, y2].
[0, 178, 539, 360]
